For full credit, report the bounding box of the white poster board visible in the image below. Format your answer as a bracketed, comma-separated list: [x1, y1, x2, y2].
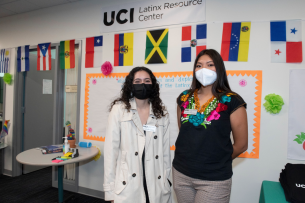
[288, 69, 305, 160]
[84, 71, 262, 158]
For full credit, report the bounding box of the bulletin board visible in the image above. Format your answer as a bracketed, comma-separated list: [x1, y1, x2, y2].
[83, 70, 262, 158]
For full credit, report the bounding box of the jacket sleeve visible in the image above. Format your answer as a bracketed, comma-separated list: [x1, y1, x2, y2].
[163, 113, 172, 183]
[103, 104, 121, 201]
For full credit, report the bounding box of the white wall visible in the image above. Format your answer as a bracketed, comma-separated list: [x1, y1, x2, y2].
[1, 0, 305, 202]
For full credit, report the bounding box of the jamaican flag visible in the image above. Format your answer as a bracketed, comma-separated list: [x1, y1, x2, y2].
[145, 29, 168, 64]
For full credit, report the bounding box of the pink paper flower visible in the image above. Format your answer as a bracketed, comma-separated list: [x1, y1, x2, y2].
[101, 61, 113, 76]
[207, 110, 220, 121]
[181, 101, 189, 109]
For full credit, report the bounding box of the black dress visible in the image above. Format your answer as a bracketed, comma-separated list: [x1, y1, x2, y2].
[142, 131, 150, 203]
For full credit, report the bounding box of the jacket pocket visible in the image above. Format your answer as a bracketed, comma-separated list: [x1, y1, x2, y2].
[163, 169, 171, 193]
[115, 151, 130, 195]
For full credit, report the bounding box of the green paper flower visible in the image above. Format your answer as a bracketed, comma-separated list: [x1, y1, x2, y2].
[3, 73, 12, 85]
[263, 93, 284, 114]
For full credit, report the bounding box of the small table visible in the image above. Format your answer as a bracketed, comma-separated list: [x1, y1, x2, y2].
[259, 181, 289, 203]
[16, 146, 98, 203]
[0, 143, 8, 175]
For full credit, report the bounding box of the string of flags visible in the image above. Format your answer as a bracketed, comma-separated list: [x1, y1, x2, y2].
[37, 43, 52, 71]
[145, 28, 169, 64]
[221, 22, 251, 62]
[85, 36, 103, 68]
[114, 32, 133, 66]
[1, 19, 304, 73]
[17, 46, 30, 72]
[60, 40, 75, 69]
[0, 49, 11, 73]
[181, 24, 207, 63]
[270, 20, 302, 63]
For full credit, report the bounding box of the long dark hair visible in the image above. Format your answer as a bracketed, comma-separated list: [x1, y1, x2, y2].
[109, 67, 166, 119]
[188, 49, 238, 100]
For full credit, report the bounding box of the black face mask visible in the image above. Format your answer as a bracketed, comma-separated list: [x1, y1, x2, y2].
[132, 83, 153, 100]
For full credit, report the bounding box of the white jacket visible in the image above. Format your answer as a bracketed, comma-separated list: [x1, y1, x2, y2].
[103, 99, 172, 203]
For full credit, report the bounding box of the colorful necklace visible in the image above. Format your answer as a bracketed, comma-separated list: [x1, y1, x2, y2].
[194, 89, 215, 113]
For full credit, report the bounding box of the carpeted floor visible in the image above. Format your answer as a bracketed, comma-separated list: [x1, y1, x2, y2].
[0, 167, 110, 203]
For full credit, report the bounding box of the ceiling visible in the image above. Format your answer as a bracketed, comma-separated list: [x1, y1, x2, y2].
[0, 0, 84, 18]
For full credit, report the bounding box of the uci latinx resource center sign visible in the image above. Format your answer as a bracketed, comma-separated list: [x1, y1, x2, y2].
[101, 0, 206, 33]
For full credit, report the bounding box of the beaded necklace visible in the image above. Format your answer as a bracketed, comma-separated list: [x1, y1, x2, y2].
[194, 89, 215, 113]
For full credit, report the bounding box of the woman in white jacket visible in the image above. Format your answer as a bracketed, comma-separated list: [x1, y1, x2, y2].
[103, 67, 172, 203]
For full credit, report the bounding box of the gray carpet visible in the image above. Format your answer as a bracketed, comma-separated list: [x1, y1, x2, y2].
[0, 167, 110, 203]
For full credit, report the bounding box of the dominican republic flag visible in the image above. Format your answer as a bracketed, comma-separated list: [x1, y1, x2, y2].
[17, 45, 30, 72]
[0, 49, 11, 73]
[181, 24, 206, 62]
[221, 22, 251, 62]
[270, 20, 302, 63]
[85, 36, 103, 68]
[37, 43, 51, 71]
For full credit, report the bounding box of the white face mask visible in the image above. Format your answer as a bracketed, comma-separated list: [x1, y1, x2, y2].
[195, 68, 217, 87]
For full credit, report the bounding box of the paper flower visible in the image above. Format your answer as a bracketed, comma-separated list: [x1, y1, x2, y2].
[101, 61, 113, 76]
[263, 93, 284, 114]
[207, 110, 220, 121]
[3, 73, 12, 85]
[216, 103, 228, 113]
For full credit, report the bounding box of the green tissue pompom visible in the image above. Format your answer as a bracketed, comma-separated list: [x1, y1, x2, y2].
[3, 73, 12, 85]
[263, 93, 284, 114]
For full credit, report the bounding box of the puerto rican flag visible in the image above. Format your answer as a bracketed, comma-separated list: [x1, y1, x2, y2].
[85, 36, 103, 68]
[270, 20, 302, 63]
[181, 24, 207, 62]
[37, 43, 52, 71]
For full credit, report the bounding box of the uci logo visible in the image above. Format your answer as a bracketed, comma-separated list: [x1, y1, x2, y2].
[296, 184, 305, 188]
[104, 8, 134, 26]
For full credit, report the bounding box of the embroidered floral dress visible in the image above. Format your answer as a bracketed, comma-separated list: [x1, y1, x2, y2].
[173, 90, 247, 181]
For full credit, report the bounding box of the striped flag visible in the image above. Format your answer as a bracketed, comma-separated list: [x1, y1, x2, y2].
[60, 40, 75, 69]
[85, 36, 103, 68]
[114, 33, 133, 66]
[270, 20, 302, 63]
[0, 49, 11, 73]
[0, 120, 10, 140]
[181, 24, 207, 62]
[17, 45, 30, 72]
[221, 22, 251, 62]
[37, 43, 51, 71]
